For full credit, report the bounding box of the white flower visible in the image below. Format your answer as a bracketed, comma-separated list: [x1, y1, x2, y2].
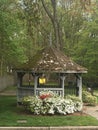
[22, 91, 83, 115]
[48, 106, 54, 114]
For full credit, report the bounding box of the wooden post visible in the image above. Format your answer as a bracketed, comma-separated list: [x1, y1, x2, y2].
[17, 72, 25, 104]
[76, 74, 82, 100]
[17, 72, 23, 105]
[60, 75, 65, 97]
[17, 73, 20, 88]
[34, 75, 38, 96]
[17, 72, 25, 87]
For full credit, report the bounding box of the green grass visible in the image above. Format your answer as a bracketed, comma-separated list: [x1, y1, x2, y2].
[0, 96, 98, 126]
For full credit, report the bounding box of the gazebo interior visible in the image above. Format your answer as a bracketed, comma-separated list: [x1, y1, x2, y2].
[15, 46, 87, 103]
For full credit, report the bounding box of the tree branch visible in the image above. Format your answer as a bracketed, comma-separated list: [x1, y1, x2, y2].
[51, 0, 56, 19]
[41, 0, 54, 24]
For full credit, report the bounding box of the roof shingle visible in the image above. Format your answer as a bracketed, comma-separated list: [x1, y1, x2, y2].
[15, 46, 87, 73]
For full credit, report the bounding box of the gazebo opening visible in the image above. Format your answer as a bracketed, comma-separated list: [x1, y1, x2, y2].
[38, 73, 60, 88]
[22, 73, 34, 87]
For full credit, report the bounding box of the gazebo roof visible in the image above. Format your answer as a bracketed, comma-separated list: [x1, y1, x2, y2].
[15, 46, 87, 73]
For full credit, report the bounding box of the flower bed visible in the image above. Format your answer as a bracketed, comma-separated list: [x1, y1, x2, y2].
[22, 91, 83, 115]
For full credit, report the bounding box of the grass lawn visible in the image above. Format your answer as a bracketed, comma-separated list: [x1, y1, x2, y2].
[0, 96, 98, 126]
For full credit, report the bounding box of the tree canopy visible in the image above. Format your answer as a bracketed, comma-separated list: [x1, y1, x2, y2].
[0, 0, 98, 85]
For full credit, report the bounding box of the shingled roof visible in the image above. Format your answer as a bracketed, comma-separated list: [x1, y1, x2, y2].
[16, 46, 87, 73]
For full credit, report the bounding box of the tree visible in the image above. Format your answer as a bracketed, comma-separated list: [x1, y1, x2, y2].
[73, 5, 98, 83]
[1, 0, 98, 85]
[0, 0, 27, 75]
[41, 0, 62, 49]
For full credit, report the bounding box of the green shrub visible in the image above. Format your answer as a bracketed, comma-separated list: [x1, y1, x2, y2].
[22, 96, 40, 110]
[82, 91, 97, 106]
[66, 95, 81, 102]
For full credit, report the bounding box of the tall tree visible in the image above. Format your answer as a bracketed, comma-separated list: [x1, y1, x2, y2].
[73, 4, 98, 82]
[0, 0, 27, 75]
[41, 0, 62, 49]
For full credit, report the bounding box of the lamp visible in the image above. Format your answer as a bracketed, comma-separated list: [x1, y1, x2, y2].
[39, 74, 46, 84]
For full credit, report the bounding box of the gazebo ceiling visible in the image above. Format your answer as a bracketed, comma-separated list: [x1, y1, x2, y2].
[15, 46, 87, 73]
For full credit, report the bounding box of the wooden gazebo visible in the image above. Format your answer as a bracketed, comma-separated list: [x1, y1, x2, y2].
[15, 46, 87, 103]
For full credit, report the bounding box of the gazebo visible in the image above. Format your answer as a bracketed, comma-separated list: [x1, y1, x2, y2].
[15, 46, 87, 103]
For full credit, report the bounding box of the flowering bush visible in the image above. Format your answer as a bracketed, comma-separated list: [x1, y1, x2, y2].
[40, 90, 58, 99]
[39, 90, 55, 100]
[22, 91, 83, 115]
[66, 95, 83, 111]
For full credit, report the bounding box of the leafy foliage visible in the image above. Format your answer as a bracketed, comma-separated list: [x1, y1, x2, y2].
[0, 0, 98, 85]
[82, 90, 97, 106]
[72, 7, 98, 82]
[0, 0, 27, 75]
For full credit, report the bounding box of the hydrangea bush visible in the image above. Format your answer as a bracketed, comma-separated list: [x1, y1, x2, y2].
[22, 91, 83, 115]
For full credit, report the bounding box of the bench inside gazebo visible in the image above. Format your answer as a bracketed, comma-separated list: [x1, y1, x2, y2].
[15, 46, 87, 103]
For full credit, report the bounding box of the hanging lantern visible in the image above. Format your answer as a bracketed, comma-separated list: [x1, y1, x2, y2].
[39, 77, 46, 84]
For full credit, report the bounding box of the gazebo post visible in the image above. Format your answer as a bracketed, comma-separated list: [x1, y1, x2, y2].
[60, 74, 66, 97]
[17, 73, 21, 88]
[17, 72, 25, 104]
[17, 72, 25, 87]
[17, 73, 20, 105]
[76, 74, 82, 100]
[34, 75, 38, 96]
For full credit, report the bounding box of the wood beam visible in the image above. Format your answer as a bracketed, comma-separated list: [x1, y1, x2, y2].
[75, 74, 82, 100]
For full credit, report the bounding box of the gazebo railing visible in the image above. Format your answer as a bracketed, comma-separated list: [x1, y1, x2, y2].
[35, 87, 64, 96]
[17, 86, 34, 102]
[17, 86, 64, 102]
[17, 85, 77, 103]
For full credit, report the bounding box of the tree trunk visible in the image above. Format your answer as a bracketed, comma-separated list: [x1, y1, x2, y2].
[41, 0, 62, 50]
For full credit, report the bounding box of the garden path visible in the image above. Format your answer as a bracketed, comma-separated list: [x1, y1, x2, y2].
[0, 89, 16, 96]
[83, 105, 98, 120]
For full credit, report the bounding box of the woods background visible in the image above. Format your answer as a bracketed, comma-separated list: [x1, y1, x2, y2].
[0, 0, 98, 89]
